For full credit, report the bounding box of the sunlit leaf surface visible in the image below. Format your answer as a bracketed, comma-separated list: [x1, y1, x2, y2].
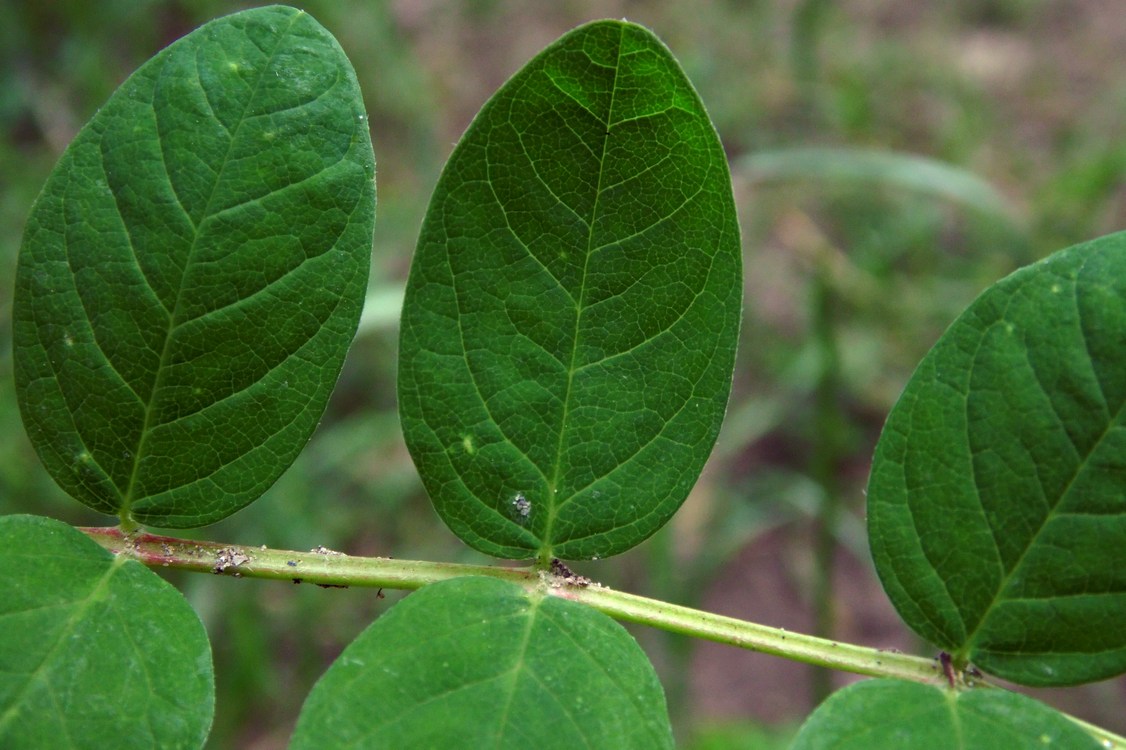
[0, 515, 214, 749]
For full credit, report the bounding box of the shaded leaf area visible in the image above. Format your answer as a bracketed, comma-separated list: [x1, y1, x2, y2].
[13, 6, 374, 527]
[790, 679, 1101, 750]
[0, 515, 214, 749]
[869, 231, 1126, 685]
[291, 576, 673, 749]
[398, 19, 741, 560]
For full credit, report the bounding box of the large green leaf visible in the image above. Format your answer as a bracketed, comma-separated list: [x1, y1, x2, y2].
[290, 576, 673, 749]
[13, 6, 375, 527]
[790, 679, 1102, 749]
[0, 515, 214, 749]
[397, 20, 741, 560]
[868, 231, 1126, 685]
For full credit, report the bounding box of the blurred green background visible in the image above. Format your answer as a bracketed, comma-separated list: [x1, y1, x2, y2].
[1, 1, 1123, 747]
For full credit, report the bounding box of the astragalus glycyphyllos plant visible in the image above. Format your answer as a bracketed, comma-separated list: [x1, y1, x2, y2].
[3, 6, 1124, 749]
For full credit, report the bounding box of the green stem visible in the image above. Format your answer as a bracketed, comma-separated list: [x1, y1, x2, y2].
[83, 526, 535, 589]
[76, 526, 952, 682]
[645, 523, 693, 733]
[79, 526, 1126, 750]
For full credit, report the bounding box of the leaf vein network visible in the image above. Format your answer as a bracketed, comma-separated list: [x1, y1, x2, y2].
[0, 555, 122, 738]
[553, 244, 725, 514]
[446, 262, 552, 489]
[541, 74, 603, 123]
[120, 12, 304, 513]
[540, 24, 626, 552]
[589, 170, 712, 256]
[51, 171, 135, 494]
[1072, 253, 1114, 413]
[200, 152, 352, 229]
[957, 279, 1126, 652]
[482, 147, 581, 306]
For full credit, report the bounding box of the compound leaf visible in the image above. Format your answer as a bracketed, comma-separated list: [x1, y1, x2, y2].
[869, 231, 1126, 685]
[291, 576, 673, 749]
[0, 515, 214, 749]
[790, 679, 1101, 750]
[13, 6, 375, 527]
[398, 20, 741, 560]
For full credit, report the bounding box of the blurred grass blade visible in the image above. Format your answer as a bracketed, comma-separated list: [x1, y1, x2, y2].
[739, 146, 1018, 221]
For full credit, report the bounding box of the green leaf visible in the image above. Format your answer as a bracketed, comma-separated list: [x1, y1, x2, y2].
[868, 231, 1126, 686]
[397, 20, 741, 560]
[790, 679, 1102, 750]
[290, 576, 673, 749]
[13, 6, 375, 527]
[0, 515, 214, 749]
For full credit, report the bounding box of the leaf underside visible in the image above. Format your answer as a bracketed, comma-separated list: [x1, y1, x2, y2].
[0, 515, 214, 749]
[398, 19, 742, 560]
[13, 5, 375, 527]
[790, 679, 1102, 750]
[290, 576, 673, 750]
[869, 231, 1126, 686]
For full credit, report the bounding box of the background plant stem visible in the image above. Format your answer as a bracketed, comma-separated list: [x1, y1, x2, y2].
[810, 266, 844, 706]
[790, 0, 843, 706]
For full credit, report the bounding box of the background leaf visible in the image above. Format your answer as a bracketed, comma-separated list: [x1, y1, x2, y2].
[868, 231, 1126, 685]
[0, 515, 214, 749]
[290, 576, 673, 749]
[789, 679, 1102, 749]
[397, 19, 741, 560]
[12, 5, 375, 528]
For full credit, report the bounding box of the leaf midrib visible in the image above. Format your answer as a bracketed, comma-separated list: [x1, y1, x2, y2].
[539, 24, 626, 561]
[0, 555, 123, 740]
[492, 596, 556, 748]
[117, 12, 302, 522]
